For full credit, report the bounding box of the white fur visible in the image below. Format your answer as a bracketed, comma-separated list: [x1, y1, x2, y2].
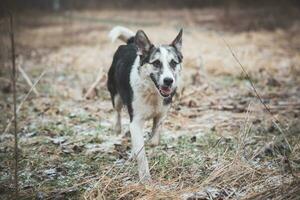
[130, 56, 170, 120]
[108, 26, 135, 43]
[158, 47, 176, 87]
[116, 48, 181, 182]
[129, 56, 170, 181]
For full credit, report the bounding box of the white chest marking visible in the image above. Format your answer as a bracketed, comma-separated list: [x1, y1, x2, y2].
[130, 56, 170, 120]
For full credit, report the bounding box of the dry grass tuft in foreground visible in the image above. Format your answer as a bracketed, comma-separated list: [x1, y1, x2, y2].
[82, 119, 300, 200]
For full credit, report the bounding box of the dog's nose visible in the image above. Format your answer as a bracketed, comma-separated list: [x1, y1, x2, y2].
[163, 78, 173, 86]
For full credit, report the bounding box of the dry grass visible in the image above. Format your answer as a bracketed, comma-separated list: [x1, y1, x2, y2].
[81, 108, 300, 199]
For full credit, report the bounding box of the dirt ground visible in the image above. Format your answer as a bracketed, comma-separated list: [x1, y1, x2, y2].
[1, 9, 300, 199]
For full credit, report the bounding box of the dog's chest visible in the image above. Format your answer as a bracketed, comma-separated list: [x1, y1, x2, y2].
[132, 83, 169, 120]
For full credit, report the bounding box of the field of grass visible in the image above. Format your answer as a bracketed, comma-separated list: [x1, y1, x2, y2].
[1, 8, 300, 199]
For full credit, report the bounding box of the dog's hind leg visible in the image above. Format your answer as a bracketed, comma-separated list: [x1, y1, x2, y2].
[113, 94, 123, 134]
[149, 115, 164, 146]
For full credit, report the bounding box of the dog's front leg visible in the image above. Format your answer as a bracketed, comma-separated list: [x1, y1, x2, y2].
[149, 115, 164, 146]
[130, 117, 151, 182]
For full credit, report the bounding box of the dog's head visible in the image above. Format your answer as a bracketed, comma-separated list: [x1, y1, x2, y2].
[134, 29, 183, 98]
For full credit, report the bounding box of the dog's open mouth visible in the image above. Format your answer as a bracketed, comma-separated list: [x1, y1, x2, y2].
[150, 73, 172, 98]
[159, 86, 172, 97]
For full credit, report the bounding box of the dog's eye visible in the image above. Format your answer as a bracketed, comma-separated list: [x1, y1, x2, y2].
[152, 60, 161, 68]
[170, 60, 177, 69]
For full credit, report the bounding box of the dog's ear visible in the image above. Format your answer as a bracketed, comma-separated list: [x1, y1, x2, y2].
[171, 28, 183, 51]
[135, 30, 152, 55]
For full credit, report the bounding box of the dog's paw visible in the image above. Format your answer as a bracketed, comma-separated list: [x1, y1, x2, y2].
[139, 174, 152, 185]
[114, 125, 121, 135]
[148, 138, 160, 147]
[124, 130, 130, 138]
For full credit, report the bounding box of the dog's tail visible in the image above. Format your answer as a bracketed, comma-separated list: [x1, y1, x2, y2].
[108, 26, 135, 44]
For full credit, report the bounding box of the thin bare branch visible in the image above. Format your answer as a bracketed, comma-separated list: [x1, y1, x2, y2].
[8, 11, 18, 200]
[84, 70, 105, 99]
[3, 70, 46, 135]
[220, 36, 292, 152]
[18, 64, 39, 96]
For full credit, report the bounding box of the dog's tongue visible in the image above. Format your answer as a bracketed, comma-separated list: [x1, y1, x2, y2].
[160, 86, 171, 95]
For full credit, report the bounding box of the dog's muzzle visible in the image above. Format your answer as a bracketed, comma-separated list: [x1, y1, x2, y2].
[150, 73, 173, 98]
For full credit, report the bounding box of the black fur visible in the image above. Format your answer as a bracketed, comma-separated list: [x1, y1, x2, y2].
[127, 37, 135, 44]
[107, 43, 137, 121]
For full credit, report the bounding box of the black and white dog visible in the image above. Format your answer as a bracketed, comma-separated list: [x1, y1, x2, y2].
[107, 26, 183, 182]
